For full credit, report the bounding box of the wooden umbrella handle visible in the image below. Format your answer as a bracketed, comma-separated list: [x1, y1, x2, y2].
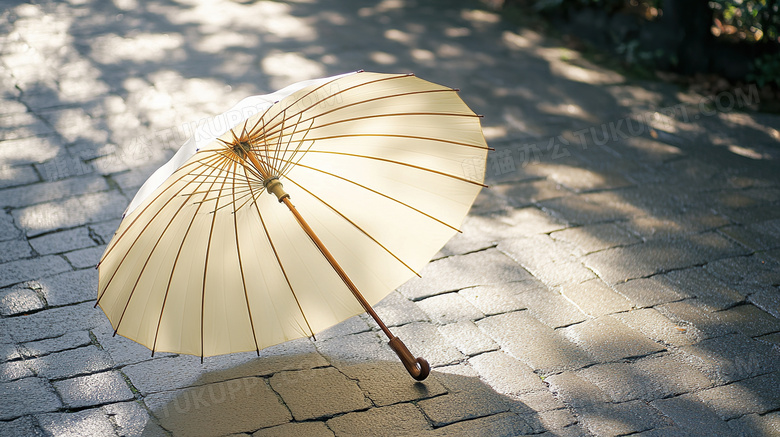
[388, 336, 430, 381]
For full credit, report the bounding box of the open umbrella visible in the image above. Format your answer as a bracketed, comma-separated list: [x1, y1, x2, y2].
[96, 71, 488, 380]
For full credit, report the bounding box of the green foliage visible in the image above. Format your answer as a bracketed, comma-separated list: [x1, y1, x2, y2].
[709, 0, 780, 43]
[748, 53, 780, 87]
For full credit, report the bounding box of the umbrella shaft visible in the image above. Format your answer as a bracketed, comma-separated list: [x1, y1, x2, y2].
[280, 196, 395, 340]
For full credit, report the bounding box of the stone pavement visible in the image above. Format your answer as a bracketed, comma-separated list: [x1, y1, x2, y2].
[1, 0, 779, 435]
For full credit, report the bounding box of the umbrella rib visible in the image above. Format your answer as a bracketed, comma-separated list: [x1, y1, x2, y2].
[302, 149, 487, 188]
[299, 111, 482, 133]
[261, 89, 466, 140]
[200, 155, 235, 362]
[149, 157, 232, 355]
[230, 159, 261, 356]
[98, 153, 223, 267]
[274, 117, 316, 180]
[111, 154, 232, 337]
[283, 159, 462, 233]
[255, 72, 413, 139]
[283, 175, 421, 278]
[96, 153, 226, 306]
[243, 168, 316, 339]
[303, 133, 490, 152]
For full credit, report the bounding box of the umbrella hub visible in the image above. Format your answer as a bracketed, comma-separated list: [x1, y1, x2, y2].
[263, 177, 289, 202]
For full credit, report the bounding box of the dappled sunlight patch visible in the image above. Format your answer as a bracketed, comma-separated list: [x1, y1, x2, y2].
[370, 51, 398, 65]
[502, 29, 542, 49]
[536, 47, 624, 85]
[261, 52, 325, 89]
[89, 33, 185, 64]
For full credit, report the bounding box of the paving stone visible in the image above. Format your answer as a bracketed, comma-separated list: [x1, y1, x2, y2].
[89, 219, 122, 244]
[478, 311, 593, 374]
[103, 401, 167, 437]
[390, 322, 464, 367]
[0, 285, 45, 316]
[728, 411, 780, 437]
[398, 249, 532, 300]
[27, 345, 114, 380]
[6, 301, 108, 343]
[0, 135, 63, 165]
[0, 377, 62, 420]
[145, 377, 290, 436]
[373, 291, 429, 327]
[0, 209, 22, 242]
[613, 276, 687, 308]
[578, 353, 712, 403]
[656, 300, 735, 341]
[467, 350, 545, 396]
[63, 245, 106, 269]
[0, 238, 33, 263]
[490, 178, 566, 207]
[516, 389, 568, 413]
[315, 330, 397, 366]
[326, 403, 431, 437]
[757, 331, 780, 348]
[427, 411, 534, 437]
[676, 333, 780, 384]
[530, 408, 578, 433]
[0, 254, 71, 288]
[0, 175, 109, 208]
[36, 408, 118, 437]
[661, 267, 745, 311]
[89, 319, 169, 367]
[438, 321, 499, 356]
[651, 393, 734, 437]
[418, 380, 517, 427]
[315, 315, 371, 341]
[0, 342, 20, 363]
[494, 206, 569, 236]
[19, 330, 93, 358]
[716, 303, 780, 337]
[538, 194, 636, 225]
[252, 421, 334, 437]
[544, 371, 611, 409]
[720, 220, 780, 251]
[12, 190, 127, 237]
[416, 292, 484, 324]
[611, 308, 696, 347]
[458, 283, 526, 316]
[123, 339, 327, 394]
[623, 212, 730, 240]
[550, 223, 641, 255]
[514, 287, 587, 329]
[0, 164, 39, 190]
[748, 286, 780, 319]
[562, 278, 634, 317]
[0, 360, 34, 381]
[498, 235, 596, 287]
[36, 269, 97, 306]
[695, 372, 780, 420]
[584, 232, 749, 284]
[270, 367, 370, 421]
[340, 361, 446, 407]
[577, 400, 671, 437]
[0, 415, 44, 437]
[704, 254, 780, 288]
[53, 370, 135, 408]
[28, 227, 96, 255]
[560, 316, 665, 362]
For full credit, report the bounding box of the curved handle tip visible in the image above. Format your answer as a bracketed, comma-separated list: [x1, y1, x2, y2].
[388, 336, 430, 381]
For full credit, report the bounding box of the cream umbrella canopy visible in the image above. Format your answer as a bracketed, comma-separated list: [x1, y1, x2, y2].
[96, 71, 488, 380]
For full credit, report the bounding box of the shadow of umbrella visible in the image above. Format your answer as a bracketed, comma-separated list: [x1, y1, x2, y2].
[138, 353, 555, 437]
